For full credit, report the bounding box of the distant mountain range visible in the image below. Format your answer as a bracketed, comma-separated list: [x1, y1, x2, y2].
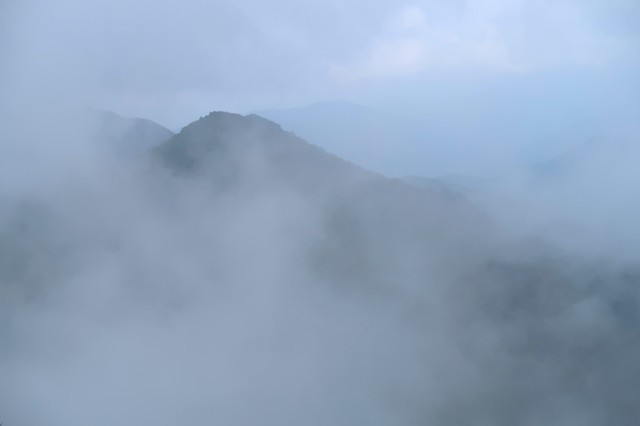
[256, 100, 623, 182]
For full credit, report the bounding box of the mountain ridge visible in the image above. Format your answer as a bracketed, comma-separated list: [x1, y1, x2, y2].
[88, 108, 174, 157]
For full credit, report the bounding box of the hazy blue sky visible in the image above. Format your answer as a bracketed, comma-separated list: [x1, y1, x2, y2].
[2, 0, 638, 129]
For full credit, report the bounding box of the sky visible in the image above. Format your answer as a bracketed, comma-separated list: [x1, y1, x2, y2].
[2, 0, 639, 130]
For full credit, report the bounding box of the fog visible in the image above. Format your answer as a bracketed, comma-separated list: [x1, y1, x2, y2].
[2, 1, 640, 425]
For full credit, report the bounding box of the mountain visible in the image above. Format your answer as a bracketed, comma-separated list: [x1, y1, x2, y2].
[152, 111, 494, 287]
[154, 111, 370, 187]
[3, 109, 639, 425]
[87, 109, 174, 157]
[154, 110, 470, 211]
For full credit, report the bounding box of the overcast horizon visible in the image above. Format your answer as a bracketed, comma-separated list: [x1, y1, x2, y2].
[3, 1, 639, 123]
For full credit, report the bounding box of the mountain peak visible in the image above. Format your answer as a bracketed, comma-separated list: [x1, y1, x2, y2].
[179, 111, 283, 137]
[152, 110, 370, 190]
